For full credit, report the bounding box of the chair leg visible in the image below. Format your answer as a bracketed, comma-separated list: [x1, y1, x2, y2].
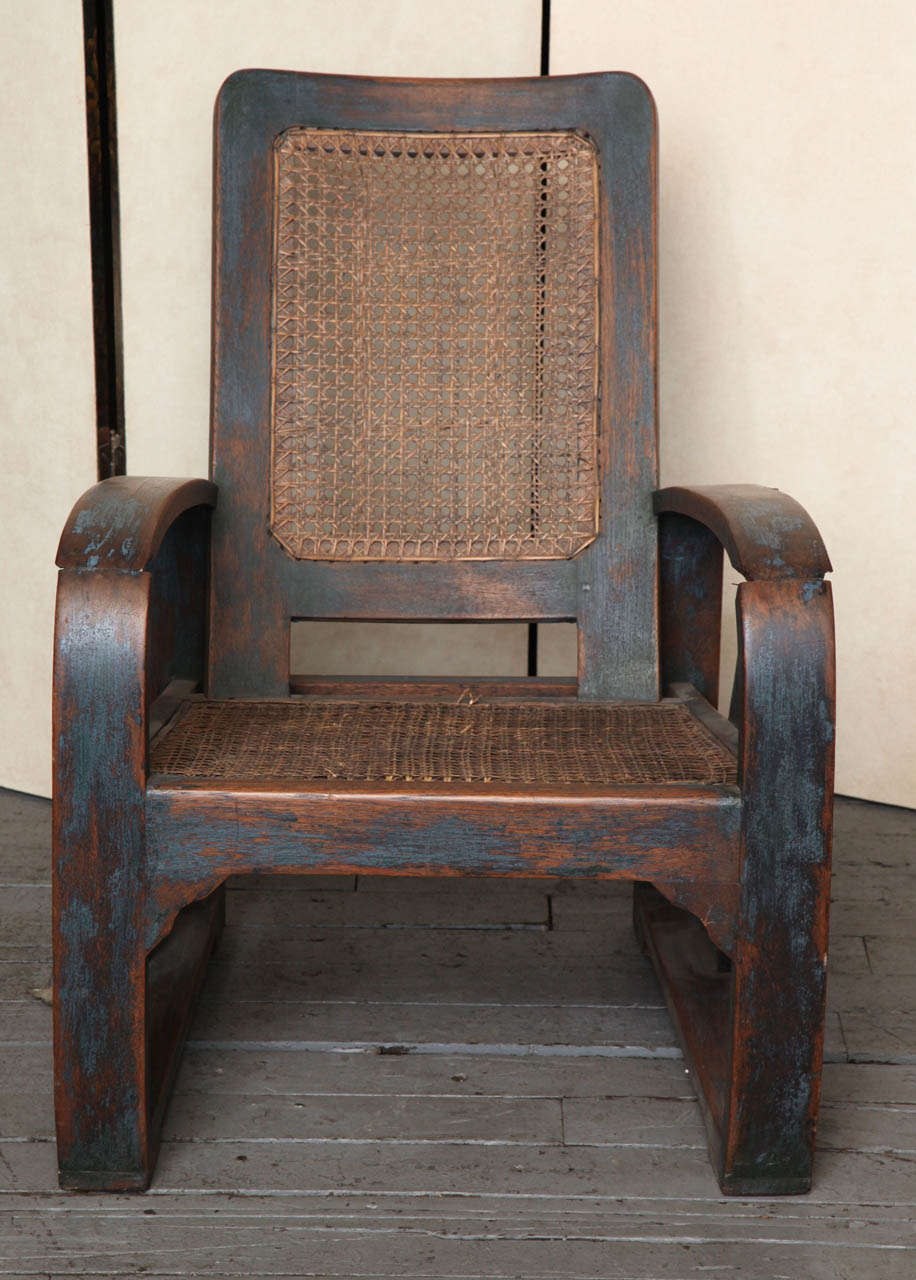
[54, 921, 152, 1191]
[53, 571, 153, 1189]
[635, 868, 829, 1195]
[640, 577, 834, 1194]
[53, 570, 225, 1189]
[54, 887, 225, 1191]
[719, 943, 826, 1194]
[718, 578, 834, 1194]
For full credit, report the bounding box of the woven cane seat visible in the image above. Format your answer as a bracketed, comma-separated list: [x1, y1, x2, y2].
[150, 700, 737, 787]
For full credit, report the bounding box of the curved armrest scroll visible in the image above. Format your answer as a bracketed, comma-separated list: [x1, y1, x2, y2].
[654, 484, 831, 580]
[57, 476, 217, 571]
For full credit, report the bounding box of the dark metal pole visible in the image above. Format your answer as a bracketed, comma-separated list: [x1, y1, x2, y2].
[82, 0, 125, 478]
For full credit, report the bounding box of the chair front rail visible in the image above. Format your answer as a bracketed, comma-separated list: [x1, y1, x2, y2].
[143, 781, 742, 958]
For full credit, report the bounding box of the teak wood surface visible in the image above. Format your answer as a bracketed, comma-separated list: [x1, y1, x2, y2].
[52, 70, 835, 1197]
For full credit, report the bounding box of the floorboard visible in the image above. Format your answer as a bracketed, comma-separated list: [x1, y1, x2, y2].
[1, 788, 914, 1276]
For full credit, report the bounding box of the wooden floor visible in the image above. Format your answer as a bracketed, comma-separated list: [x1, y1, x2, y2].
[1, 789, 914, 1277]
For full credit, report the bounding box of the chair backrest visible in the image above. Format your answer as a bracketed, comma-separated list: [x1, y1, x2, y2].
[209, 71, 658, 700]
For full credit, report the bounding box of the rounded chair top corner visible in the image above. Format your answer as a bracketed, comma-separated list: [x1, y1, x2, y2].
[215, 67, 290, 118]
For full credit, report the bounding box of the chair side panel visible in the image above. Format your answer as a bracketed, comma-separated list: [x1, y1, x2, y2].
[208, 72, 657, 698]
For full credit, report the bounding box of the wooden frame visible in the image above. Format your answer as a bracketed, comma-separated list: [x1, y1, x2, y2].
[208, 71, 658, 702]
[53, 72, 835, 1195]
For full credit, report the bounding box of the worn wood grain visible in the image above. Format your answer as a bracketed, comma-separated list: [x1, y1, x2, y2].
[1, 1201, 914, 1280]
[48, 67, 845, 1199]
[837, 1006, 916, 1063]
[191, 936, 664, 1010]
[53, 569, 151, 1188]
[145, 784, 741, 955]
[172, 1045, 693, 1102]
[56, 475, 215, 571]
[0, 789, 50, 884]
[0, 886, 50, 945]
[186, 996, 678, 1052]
[0, 961, 51, 998]
[0, 999, 51, 1043]
[160, 1091, 564, 1144]
[864, 937, 916, 978]
[721, 578, 836, 1192]
[654, 484, 832, 581]
[658, 514, 723, 704]
[6, 1133, 915, 1208]
[1, 1207, 912, 1280]
[824, 933, 872, 977]
[54, 1048, 916, 1143]
[831, 899, 916, 936]
[0, 1043, 695, 1113]
[225, 884, 552, 930]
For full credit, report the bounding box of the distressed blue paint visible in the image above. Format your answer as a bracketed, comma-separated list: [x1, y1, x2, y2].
[145, 789, 741, 889]
[54, 483, 215, 1187]
[54, 571, 149, 1180]
[725, 577, 834, 1188]
[58, 478, 216, 573]
[71, 493, 142, 564]
[654, 486, 831, 582]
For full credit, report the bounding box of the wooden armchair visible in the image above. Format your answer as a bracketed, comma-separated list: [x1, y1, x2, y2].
[53, 71, 834, 1194]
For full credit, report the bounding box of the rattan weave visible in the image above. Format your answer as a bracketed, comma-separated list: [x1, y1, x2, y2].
[151, 700, 737, 787]
[270, 128, 599, 561]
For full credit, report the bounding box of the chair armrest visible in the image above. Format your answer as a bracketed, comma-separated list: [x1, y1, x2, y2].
[55, 475, 216, 726]
[57, 475, 217, 571]
[653, 484, 831, 580]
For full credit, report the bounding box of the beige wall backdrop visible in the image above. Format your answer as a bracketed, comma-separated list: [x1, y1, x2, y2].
[554, 0, 916, 807]
[114, 0, 546, 697]
[117, 0, 541, 479]
[0, 4, 97, 797]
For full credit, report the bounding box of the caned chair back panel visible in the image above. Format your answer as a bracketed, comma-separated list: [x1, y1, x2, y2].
[209, 72, 657, 699]
[271, 128, 599, 563]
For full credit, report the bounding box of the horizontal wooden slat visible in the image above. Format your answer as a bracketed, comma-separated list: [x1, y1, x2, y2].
[0, 960, 51, 998]
[145, 784, 742, 952]
[6, 1134, 916, 1211]
[2, 1191, 914, 1279]
[2, 1198, 913, 1280]
[283, 555, 579, 621]
[201, 922, 663, 1003]
[185, 997, 677, 1052]
[289, 674, 578, 700]
[224, 883, 551, 930]
[161, 1090, 564, 1144]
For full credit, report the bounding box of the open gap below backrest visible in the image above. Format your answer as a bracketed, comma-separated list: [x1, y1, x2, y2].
[289, 620, 578, 692]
